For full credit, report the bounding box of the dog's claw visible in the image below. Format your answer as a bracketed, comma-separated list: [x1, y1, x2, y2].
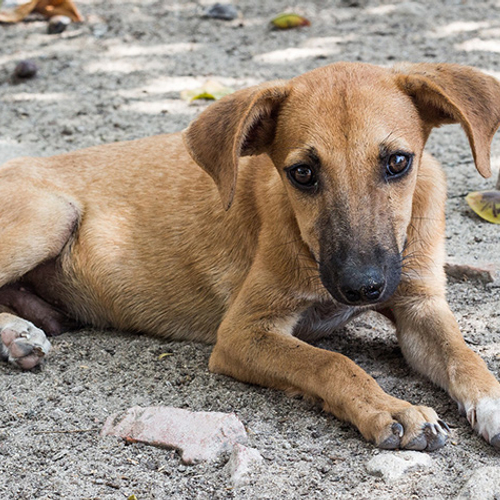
[423, 422, 448, 451]
[376, 408, 449, 451]
[379, 422, 403, 449]
[399, 422, 448, 451]
[438, 419, 451, 434]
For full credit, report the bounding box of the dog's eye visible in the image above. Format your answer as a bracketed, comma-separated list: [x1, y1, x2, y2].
[287, 165, 317, 189]
[386, 153, 413, 178]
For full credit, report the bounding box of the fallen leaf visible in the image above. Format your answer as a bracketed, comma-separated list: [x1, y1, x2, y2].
[0, 0, 83, 23]
[270, 12, 311, 29]
[127, 495, 138, 500]
[465, 190, 500, 224]
[158, 353, 173, 360]
[180, 80, 234, 102]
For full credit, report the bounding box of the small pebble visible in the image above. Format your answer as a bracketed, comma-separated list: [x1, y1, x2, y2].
[48, 15, 71, 35]
[13, 60, 38, 80]
[203, 3, 239, 21]
[339, 0, 369, 6]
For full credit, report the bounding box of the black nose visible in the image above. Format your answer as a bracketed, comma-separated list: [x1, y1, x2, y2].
[339, 268, 386, 304]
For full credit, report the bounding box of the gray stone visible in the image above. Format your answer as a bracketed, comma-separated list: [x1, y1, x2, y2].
[101, 406, 248, 464]
[226, 443, 263, 487]
[366, 451, 432, 482]
[203, 3, 239, 21]
[339, 0, 369, 7]
[457, 467, 500, 499]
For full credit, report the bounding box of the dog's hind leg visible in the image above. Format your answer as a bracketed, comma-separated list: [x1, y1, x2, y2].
[0, 178, 80, 368]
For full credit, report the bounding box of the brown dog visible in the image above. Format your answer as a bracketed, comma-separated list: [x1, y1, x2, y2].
[1, 62, 500, 451]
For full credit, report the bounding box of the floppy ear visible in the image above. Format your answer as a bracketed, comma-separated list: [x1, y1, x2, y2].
[394, 62, 500, 178]
[183, 81, 290, 210]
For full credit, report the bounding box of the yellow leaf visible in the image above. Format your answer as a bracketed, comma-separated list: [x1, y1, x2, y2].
[271, 13, 311, 29]
[180, 80, 234, 102]
[466, 190, 500, 224]
[158, 353, 173, 360]
[128, 495, 138, 500]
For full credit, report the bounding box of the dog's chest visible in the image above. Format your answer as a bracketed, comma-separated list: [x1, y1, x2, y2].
[293, 302, 363, 342]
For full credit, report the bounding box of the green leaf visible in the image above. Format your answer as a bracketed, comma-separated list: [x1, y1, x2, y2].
[180, 80, 234, 102]
[271, 13, 311, 29]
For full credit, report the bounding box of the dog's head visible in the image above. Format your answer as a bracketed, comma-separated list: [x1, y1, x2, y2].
[184, 63, 500, 306]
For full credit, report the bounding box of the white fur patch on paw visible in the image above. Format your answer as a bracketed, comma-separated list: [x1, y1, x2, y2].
[466, 398, 500, 442]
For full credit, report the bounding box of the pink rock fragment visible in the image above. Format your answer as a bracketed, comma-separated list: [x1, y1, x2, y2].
[101, 406, 248, 464]
[445, 261, 498, 284]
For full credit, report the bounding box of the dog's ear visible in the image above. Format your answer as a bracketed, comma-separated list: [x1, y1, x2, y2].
[394, 63, 500, 178]
[183, 81, 290, 210]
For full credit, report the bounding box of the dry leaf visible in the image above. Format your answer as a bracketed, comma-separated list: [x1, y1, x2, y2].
[271, 12, 311, 29]
[465, 190, 500, 224]
[180, 80, 234, 102]
[0, 0, 83, 23]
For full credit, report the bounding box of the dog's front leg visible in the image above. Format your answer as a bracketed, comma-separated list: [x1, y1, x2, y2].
[392, 156, 500, 448]
[210, 265, 448, 450]
[393, 293, 500, 448]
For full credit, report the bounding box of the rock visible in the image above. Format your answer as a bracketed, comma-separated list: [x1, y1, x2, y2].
[339, 0, 369, 7]
[13, 60, 38, 80]
[48, 15, 71, 35]
[366, 451, 432, 482]
[226, 443, 263, 487]
[203, 3, 239, 21]
[101, 406, 248, 464]
[456, 466, 500, 499]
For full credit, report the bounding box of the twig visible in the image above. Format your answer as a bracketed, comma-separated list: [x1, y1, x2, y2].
[33, 428, 99, 435]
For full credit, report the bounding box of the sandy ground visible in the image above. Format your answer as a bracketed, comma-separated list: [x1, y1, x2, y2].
[1, 0, 500, 498]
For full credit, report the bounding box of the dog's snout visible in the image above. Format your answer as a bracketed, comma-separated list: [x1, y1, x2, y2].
[339, 268, 386, 304]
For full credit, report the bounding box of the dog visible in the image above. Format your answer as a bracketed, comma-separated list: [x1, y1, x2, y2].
[1, 62, 500, 451]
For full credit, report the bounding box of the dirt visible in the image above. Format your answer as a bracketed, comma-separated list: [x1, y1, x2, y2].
[0, 0, 500, 498]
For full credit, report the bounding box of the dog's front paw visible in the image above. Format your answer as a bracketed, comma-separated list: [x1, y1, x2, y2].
[374, 406, 449, 451]
[466, 398, 500, 449]
[0, 313, 51, 369]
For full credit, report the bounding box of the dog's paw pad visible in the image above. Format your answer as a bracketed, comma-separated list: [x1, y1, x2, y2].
[0, 315, 50, 369]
